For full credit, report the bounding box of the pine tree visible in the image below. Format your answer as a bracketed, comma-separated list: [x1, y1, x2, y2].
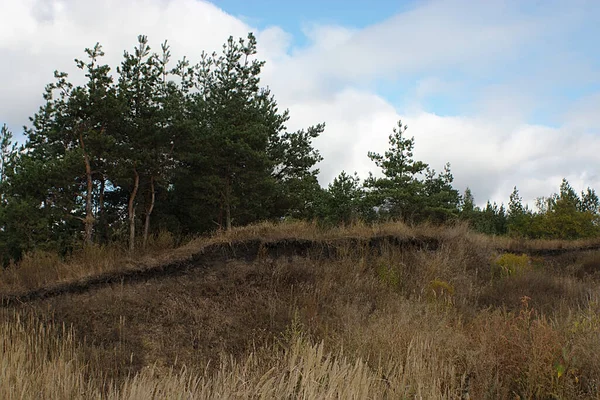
[580, 188, 600, 214]
[365, 120, 428, 223]
[0, 124, 15, 184]
[321, 171, 364, 225]
[116, 35, 172, 251]
[70, 43, 119, 245]
[171, 33, 324, 231]
[269, 124, 325, 220]
[421, 162, 460, 223]
[460, 187, 476, 213]
[507, 186, 530, 236]
[545, 179, 595, 239]
[1, 32, 329, 260]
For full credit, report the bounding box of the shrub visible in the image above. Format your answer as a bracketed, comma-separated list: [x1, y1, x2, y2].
[492, 252, 531, 279]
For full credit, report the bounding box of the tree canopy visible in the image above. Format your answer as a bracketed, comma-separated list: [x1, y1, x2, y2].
[0, 32, 598, 263]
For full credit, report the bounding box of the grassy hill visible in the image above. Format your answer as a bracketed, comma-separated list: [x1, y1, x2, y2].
[2, 221, 600, 399]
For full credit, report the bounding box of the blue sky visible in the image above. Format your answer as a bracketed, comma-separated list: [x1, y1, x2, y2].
[1, 0, 599, 206]
[211, 0, 600, 127]
[212, 0, 418, 46]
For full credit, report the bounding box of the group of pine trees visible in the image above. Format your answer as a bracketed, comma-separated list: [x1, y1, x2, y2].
[0, 33, 598, 263]
[0, 34, 326, 261]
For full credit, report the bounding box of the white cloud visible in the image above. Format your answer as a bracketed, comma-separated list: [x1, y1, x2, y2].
[288, 90, 600, 207]
[563, 93, 600, 133]
[0, 0, 252, 136]
[268, 0, 564, 89]
[1, 0, 599, 209]
[414, 77, 459, 100]
[300, 23, 356, 51]
[283, 88, 398, 181]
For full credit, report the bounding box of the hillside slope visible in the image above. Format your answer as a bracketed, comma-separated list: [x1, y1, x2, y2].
[2, 222, 600, 399]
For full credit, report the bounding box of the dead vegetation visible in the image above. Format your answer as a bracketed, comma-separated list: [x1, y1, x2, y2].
[3, 220, 599, 297]
[2, 221, 600, 399]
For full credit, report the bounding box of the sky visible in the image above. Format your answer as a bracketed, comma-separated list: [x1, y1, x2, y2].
[1, 0, 599, 208]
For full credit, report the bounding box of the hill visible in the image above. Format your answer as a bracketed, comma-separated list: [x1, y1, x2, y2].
[2, 221, 600, 399]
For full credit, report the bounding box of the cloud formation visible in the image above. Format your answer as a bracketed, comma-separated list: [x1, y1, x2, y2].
[1, 0, 599, 208]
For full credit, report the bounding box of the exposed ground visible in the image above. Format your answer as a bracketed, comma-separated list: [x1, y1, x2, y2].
[2, 221, 600, 399]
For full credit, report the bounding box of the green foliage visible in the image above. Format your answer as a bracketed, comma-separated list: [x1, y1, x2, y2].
[364, 120, 428, 223]
[270, 124, 325, 220]
[459, 186, 509, 236]
[507, 186, 532, 237]
[1, 32, 326, 261]
[421, 163, 461, 223]
[506, 180, 600, 240]
[459, 187, 476, 215]
[2, 31, 600, 263]
[319, 171, 365, 226]
[363, 120, 459, 224]
[460, 179, 599, 240]
[492, 253, 531, 279]
[0, 124, 17, 185]
[169, 33, 324, 232]
[580, 187, 599, 214]
[376, 263, 400, 288]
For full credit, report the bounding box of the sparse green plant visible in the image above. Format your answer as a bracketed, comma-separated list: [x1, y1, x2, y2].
[376, 262, 400, 288]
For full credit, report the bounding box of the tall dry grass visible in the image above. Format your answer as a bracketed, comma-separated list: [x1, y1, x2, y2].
[0, 309, 466, 399]
[0, 230, 180, 294]
[0, 310, 97, 399]
[3, 221, 600, 398]
[4, 295, 599, 398]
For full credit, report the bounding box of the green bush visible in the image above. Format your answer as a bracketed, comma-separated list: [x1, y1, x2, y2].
[492, 253, 531, 279]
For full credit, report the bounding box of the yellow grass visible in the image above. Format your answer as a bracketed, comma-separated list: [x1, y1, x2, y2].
[1, 309, 464, 399]
[0, 311, 97, 399]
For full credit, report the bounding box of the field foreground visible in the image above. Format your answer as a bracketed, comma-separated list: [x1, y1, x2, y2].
[1, 221, 600, 399]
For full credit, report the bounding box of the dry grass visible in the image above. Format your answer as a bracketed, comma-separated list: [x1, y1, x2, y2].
[0, 310, 98, 399]
[0, 231, 183, 294]
[3, 221, 600, 399]
[496, 235, 600, 253]
[0, 309, 467, 399]
[3, 220, 599, 296]
[0, 220, 442, 295]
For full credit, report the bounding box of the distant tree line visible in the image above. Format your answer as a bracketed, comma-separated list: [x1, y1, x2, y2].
[459, 181, 600, 240]
[314, 123, 600, 240]
[0, 33, 598, 263]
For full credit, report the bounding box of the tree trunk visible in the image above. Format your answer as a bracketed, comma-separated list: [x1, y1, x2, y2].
[79, 133, 94, 246]
[225, 175, 232, 231]
[98, 175, 106, 242]
[225, 199, 231, 231]
[143, 175, 155, 248]
[128, 167, 140, 253]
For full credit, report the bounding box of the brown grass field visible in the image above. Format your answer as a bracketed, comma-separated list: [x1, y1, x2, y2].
[1, 220, 600, 399]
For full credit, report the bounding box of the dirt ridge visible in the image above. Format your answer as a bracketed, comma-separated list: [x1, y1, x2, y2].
[3, 235, 599, 307]
[499, 244, 600, 256]
[0, 235, 439, 307]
